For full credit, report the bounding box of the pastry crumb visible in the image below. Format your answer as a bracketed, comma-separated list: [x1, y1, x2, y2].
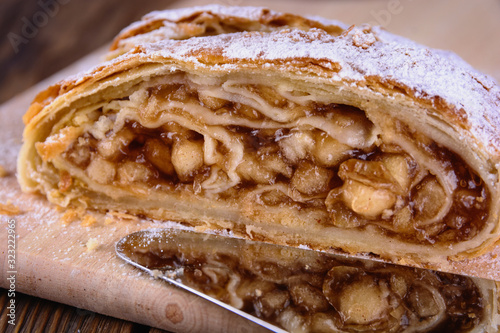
[60, 207, 85, 225]
[81, 214, 97, 227]
[352, 28, 376, 49]
[0, 165, 8, 177]
[106, 211, 139, 223]
[61, 209, 79, 226]
[86, 238, 99, 251]
[151, 269, 163, 278]
[0, 201, 22, 216]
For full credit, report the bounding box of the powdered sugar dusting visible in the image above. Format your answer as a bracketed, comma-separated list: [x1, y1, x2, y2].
[137, 26, 500, 159]
[144, 4, 272, 23]
[114, 4, 347, 50]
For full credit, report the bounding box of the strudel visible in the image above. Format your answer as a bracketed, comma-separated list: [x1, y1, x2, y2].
[18, 5, 500, 263]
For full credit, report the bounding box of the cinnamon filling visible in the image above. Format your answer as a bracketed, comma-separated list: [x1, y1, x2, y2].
[44, 78, 489, 245]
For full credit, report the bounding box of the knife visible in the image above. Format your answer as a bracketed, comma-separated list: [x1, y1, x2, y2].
[116, 229, 288, 333]
[116, 228, 498, 333]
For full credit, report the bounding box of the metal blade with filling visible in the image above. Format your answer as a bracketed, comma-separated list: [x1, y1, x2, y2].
[116, 228, 500, 333]
[116, 229, 288, 333]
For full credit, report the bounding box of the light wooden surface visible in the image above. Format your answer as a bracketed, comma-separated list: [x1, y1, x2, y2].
[1, 1, 500, 332]
[0, 288, 157, 333]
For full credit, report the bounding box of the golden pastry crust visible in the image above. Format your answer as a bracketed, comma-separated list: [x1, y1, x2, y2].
[18, 6, 500, 267]
[108, 4, 345, 56]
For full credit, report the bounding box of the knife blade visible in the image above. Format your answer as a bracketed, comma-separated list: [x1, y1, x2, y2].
[116, 228, 498, 333]
[116, 229, 288, 333]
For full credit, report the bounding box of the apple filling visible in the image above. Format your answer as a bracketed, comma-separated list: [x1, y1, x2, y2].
[120, 229, 487, 333]
[38, 77, 489, 246]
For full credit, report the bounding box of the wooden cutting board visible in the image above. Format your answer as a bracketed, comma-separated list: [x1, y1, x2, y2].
[1, 1, 500, 332]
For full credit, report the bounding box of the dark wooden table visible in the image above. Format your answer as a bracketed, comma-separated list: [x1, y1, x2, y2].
[0, 0, 178, 104]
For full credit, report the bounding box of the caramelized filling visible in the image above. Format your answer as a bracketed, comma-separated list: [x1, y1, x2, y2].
[53, 81, 489, 245]
[119, 229, 486, 333]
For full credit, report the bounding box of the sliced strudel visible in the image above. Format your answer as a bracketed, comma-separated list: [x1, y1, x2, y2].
[18, 6, 500, 264]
